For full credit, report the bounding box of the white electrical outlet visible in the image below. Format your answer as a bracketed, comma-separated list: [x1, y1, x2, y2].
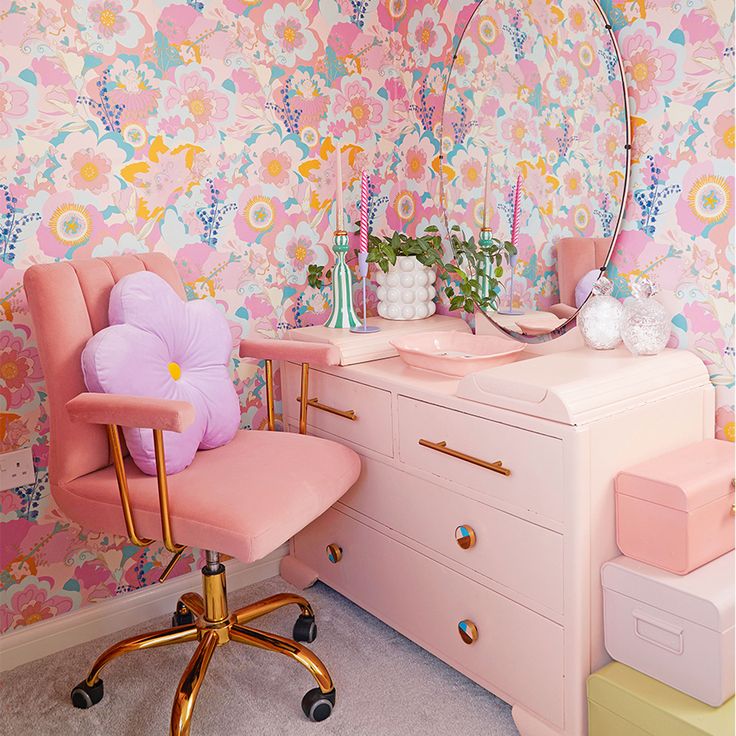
[0, 447, 35, 491]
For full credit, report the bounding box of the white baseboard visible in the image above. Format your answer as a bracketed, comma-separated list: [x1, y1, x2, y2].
[0, 545, 287, 673]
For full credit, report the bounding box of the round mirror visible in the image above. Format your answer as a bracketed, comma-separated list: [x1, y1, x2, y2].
[440, 0, 630, 339]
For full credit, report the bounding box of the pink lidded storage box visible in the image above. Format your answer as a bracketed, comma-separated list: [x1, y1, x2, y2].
[602, 553, 735, 707]
[615, 439, 734, 575]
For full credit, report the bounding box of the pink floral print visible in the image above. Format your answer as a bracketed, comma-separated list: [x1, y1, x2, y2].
[72, 0, 146, 55]
[0, 81, 29, 138]
[621, 28, 679, 112]
[0, 581, 73, 629]
[712, 113, 735, 160]
[263, 3, 318, 66]
[407, 5, 447, 67]
[259, 148, 292, 187]
[0, 331, 42, 412]
[108, 60, 161, 122]
[404, 146, 426, 182]
[70, 150, 113, 194]
[334, 78, 386, 142]
[162, 68, 231, 142]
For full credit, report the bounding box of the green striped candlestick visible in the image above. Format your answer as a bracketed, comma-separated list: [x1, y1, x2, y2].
[478, 228, 495, 303]
[325, 230, 360, 329]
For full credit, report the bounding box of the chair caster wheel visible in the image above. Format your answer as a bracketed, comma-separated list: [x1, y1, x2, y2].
[172, 600, 195, 627]
[301, 687, 335, 722]
[71, 679, 104, 709]
[293, 614, 317, 643]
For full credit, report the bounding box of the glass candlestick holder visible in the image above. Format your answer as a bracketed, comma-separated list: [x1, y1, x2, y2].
[490, 228, 523, 316]
[477, 228, 495, 305]
[350, 251, 380, 334]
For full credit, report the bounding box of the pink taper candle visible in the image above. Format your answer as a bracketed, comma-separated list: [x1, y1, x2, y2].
[359, 172, 369, 253]
[482, 149, 492, 228]
[511, 174, 522, 249]
[335, 146, 344, 231]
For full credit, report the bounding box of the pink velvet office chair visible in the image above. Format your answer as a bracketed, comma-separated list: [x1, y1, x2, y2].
[23, 254, 361, 736]
[548, 236, 611, 319]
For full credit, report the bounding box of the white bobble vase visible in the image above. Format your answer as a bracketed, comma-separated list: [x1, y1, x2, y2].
[376, 256, 437, 320]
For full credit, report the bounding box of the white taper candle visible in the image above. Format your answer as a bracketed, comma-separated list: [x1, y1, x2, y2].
[482, 149, 492, 229]
[335, 146, 344, 231]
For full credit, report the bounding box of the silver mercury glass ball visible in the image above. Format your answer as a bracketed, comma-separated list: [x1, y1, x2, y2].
[577, 275, 624, 350]
[620, 277, 671, 356]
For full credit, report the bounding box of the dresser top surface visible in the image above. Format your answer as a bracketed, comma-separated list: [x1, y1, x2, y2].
[320, 347, 711, 426]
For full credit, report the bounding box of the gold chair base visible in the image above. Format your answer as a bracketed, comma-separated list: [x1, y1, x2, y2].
[75, 564, 334, 736]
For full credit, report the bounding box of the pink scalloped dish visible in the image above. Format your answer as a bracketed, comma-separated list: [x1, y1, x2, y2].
[390, 331, 526, 377]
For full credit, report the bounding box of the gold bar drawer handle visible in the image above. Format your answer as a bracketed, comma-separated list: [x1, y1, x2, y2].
[297, 396, 357, 421]
[418, 439, 511, 477]
[455, 525, 477, 550]
[458, 620, 478, 645]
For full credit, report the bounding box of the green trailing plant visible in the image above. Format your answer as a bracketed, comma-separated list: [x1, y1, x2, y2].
[365, 229, 446, 272]
[307, 262, 331, 290]
[307, 228, 444, 290]
[307, 224, 516, 314]
[436, 224, 517, 313]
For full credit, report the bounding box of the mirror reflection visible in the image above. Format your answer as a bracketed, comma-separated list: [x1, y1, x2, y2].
[441, 0, 629, 337]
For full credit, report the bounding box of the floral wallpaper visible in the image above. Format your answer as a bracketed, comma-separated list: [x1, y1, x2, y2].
[442, 0, 628, 310]
[0, 0, 733, 634]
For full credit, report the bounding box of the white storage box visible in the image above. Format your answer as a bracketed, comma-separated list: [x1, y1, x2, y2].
[602, 553, 735, 706]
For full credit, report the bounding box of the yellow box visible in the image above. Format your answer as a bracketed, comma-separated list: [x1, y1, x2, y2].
[587, 663, 735, 736]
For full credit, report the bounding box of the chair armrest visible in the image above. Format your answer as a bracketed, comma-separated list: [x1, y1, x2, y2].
[548, 303, 578, 320]
[66, 392, 195, 433]
[239, 337, 340, 366]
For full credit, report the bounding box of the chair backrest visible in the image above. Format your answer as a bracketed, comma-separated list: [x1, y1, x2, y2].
[556, 237, 611, 307]
[23, 254, 186, 488]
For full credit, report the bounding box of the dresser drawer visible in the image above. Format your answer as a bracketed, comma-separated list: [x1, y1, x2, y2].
[341, 455, 563, 613]
[398, 397, 564, 522]
[284, 363, 393, 457]
[294, 507, 564, 727]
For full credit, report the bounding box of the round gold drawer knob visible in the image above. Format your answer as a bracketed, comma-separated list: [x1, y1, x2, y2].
[455, 525, 477, 550]
[326, 543, 343, 564]
[458, 619, 478, 645]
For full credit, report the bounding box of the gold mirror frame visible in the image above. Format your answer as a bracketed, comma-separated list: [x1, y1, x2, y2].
[439, 0, 632, 342]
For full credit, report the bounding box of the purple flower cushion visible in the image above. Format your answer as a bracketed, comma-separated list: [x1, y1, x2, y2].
[81, 271, 240, 475]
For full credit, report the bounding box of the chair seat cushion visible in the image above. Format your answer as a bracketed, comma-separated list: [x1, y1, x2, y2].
[81, 271, 240, 476]
[59, 430, 361, 563]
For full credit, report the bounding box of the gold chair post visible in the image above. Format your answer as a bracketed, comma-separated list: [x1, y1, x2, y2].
[202, 567, 229, 625]
[107, 423, 186, 575]
[299, 363, 310, 434]
[265, 359, 276, 431]
[106, 424, 153, 547]
[153, 429, 186, 554]
[158, 547, 187, 584]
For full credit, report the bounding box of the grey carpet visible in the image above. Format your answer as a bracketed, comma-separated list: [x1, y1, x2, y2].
[1, 576, 518, 735]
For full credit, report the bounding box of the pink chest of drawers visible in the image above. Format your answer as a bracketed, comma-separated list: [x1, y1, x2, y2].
[279, 346, 714, 736]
